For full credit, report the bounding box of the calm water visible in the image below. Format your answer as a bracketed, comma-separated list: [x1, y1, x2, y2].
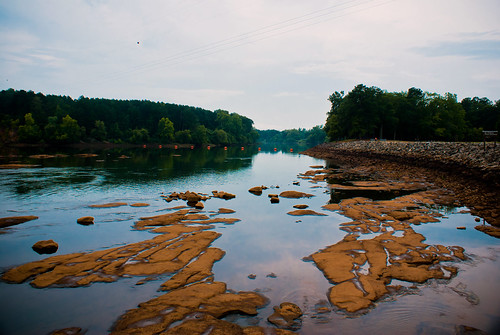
[0, 146, 499, 334]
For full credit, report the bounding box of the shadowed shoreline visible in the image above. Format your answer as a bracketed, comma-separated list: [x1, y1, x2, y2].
[303, 141, 500, 230]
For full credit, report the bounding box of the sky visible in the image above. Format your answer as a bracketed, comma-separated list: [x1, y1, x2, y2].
[1, 0, 499, 130]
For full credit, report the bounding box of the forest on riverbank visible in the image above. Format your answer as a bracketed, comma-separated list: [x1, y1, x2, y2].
[325, 84, 499, 141]
[257, 126, 326, 147]
[0, 89, 259, 145]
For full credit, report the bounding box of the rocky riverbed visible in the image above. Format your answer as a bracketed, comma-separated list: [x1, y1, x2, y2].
[303, 141, 500, 234]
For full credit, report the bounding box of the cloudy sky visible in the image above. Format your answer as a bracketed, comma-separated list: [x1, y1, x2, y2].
[1, 0, 499, 130]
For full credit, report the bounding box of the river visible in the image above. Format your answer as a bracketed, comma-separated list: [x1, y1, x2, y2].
[0, 146, 498, 334]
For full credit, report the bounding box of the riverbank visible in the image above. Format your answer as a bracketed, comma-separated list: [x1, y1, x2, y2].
[303, 141, 500, 229]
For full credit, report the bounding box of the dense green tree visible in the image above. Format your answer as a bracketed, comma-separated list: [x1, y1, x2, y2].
[129, 128, 150, 144]
[306, 125, 327, 145]
[0, 89, 259, 145]
[212, 129, 229, 144]
[428, 93, 466, 141]
[58, 115, 83, 143]
[191, 125, 209, 145]
[175, 130, 192, 143]
[90, 120, 107, 141]
[258, 126, 325, 147]
[44, 116, 59, 143]
[324, 84, 494, 142]
[18, 113, 41, 143]
[108, 122, 123, 141]
[461, 96, 500, 140]
[157, 117, 174, 143]
[325, 84, 385, 139]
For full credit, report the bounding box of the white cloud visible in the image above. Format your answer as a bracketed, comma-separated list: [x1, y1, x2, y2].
[1, 0, 500, 129]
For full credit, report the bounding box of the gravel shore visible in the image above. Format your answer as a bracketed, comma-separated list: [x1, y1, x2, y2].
[303, 140, 500, 229]
[304, 140, 499, 185]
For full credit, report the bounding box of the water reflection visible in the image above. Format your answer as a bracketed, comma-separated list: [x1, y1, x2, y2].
[0, 147, 258, 197]
[0, 148, 499, 335]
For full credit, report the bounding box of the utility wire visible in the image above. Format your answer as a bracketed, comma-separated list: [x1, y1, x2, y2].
[96, 0, 394, 83]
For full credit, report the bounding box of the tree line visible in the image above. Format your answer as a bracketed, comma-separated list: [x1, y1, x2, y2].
[0, 89, 259, 145]
[325, 84, 500, 141]
[258, 126, 326, 147]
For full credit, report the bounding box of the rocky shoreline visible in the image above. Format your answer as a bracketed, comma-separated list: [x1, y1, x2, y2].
[303, 141, 500, 229]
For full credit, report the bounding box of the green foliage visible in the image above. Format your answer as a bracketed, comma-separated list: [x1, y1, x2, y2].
[18, 113, 41, 143]
[58, 115, 83, 143]
[212, 129, 229, 145]
[325, 84, 499, 141]
[0, 89, 259, 145]
[129, 128, 150, 144]
[175, 130, 192, 143]
[258, 126, 326, 147]
[157, 117, 174, 143]
[191, 125, 209, 145]
[44, 116, 59, 143]
[91, 120, 107, 141]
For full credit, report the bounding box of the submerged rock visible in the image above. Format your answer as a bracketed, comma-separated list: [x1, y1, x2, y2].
[0, 215, 38, 228]
[0, 164, 39, 169]
[217, 208, 236, 214]
[287, 210, 327, 216]
[89, 202, 127, 208]
[32, 240, 58, 254]
[130, 203, 150, 207]
[74, 153, 99, 158]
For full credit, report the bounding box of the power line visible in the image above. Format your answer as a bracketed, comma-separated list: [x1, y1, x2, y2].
[95, 0, 394, 83]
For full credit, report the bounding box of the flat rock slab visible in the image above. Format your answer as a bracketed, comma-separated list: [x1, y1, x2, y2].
[130, 203, 150, 207]
[111, 281, 268, 334]
[89, 202, 127, 208]
[287, 210, 327, 216]
[475, 225, 500, 238]
[0, 215, 38, 228]
[279, 191, 314, 199]
[293, 204, 309, 209]
[2, 222, 220, 288]
[309, 191, 468, 313]
[217, 208, 236, 214]
[0, 164, 39, 169]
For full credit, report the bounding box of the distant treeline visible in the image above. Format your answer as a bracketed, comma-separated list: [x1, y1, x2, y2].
[258, 126, 326, 147]
[0, 89, 259, 145]
[325, 84, 500, 141]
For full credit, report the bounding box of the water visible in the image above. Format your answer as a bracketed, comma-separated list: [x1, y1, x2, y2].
[0, 146, 499, 334]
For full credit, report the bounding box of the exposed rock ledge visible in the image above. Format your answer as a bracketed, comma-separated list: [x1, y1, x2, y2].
[303, 141, 500, 228]
[304, 141, 499, 186]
